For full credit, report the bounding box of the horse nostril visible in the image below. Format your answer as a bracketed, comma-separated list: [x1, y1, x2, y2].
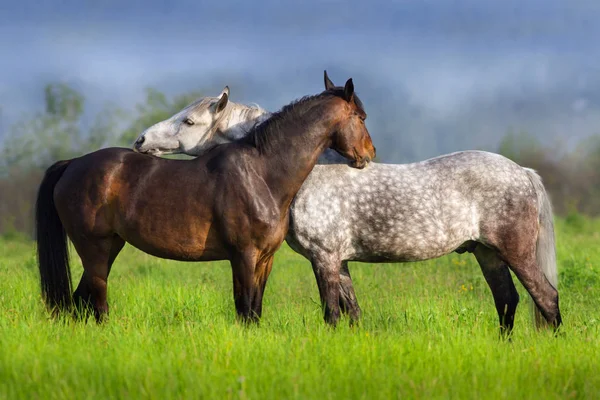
[136, 136, 145, 147]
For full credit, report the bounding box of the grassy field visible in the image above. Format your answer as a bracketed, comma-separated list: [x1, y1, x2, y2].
[1, 217, 599, 399]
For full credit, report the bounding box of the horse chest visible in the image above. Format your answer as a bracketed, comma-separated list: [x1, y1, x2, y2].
[217, 184, 285, 250]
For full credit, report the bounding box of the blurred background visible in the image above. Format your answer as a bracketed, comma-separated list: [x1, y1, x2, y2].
[1, 0, 599, 236]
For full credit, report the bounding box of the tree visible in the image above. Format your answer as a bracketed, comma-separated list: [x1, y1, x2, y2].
[118, 88, 203, 146]
[0, 83, 126, 176]
[0, 83, 205, 236]
[0, 83, 121, 234]
[497, 130, 600, 216]
[498, 130, 545, 163]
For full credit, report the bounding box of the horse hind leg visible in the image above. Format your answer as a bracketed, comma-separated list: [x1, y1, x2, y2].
[473, 244, 519, 337]
[495, 223, 562, 329]
[339, 261, 361, 325]
[505, 252, 561, 329]
[72, 270, 94, 319]
[311, 257, 342, 326]
[72, 235, 125, 322]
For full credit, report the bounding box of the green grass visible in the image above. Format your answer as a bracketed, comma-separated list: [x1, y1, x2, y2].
[1, 218, 599, 399]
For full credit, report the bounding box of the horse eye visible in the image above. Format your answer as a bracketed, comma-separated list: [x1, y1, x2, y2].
[184, 118, 195, 126]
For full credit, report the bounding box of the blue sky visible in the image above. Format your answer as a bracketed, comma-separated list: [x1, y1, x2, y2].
[1, 0, 599, 161]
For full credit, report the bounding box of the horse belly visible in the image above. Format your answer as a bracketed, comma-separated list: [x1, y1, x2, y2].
[354, 234, 465, 262]
[118, 212, 228, 262]
[350, 209, 475, 262]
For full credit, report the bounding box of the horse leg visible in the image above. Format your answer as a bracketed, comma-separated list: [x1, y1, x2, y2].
[250, 256, 274, 320]
[72, 270, 94, 318]
[72, 235, 125, 322]
[497, 230, 562, 328]
[473, 244, 519, 336]
[505, 254, 561, 328]
[311, 257, 342, 326]
[231, 251, 258, 324]
[339, 261, 361, 325]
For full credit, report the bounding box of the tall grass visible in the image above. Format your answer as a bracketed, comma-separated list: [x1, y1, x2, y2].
[1, 217, 599, 399]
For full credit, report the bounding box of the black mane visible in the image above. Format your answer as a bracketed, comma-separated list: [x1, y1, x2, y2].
[239, 88, 363, 153]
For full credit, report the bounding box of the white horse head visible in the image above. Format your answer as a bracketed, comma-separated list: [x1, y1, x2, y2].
[133, 86, 269, 156]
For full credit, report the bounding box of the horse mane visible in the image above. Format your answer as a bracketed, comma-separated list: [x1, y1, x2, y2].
[240, 95, 319, 153]
[240, 88, 363, 154]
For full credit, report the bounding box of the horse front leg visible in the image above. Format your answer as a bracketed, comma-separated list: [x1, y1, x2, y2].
[250, 256, 274, 321]
[311, 257, 342, 326]
[231, 251, 258, 324]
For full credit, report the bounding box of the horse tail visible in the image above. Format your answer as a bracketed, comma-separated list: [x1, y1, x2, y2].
[524, 168, 558, 328]
[36, 159, 73, 315]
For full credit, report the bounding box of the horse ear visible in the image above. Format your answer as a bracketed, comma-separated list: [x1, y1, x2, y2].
[216, 86, 229, 113]
[343, 78, 354, 102]
[324, 70, 335, 90]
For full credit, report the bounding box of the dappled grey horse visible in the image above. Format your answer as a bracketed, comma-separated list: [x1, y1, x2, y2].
[134, 72, 561, 333]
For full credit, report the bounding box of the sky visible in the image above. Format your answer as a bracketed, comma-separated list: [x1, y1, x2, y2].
[1, 0, 600, 161]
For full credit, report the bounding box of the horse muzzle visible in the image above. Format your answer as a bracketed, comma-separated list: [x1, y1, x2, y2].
[352, 155, 371, 169]
[133, 135, 146, 153]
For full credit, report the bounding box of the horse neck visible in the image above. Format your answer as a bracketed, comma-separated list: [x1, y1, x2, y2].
[259, 102, 337, 209]
[224, 103, 351, 166]
[221, 103, 271, 141]
[318, 149, 350, 164]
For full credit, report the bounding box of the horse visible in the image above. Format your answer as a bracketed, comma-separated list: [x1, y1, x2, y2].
[36, 77, 376, 323]
[134, 71, 562, 335]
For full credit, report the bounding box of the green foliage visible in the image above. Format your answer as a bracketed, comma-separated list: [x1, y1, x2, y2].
[555, 218, 600, 291]
[565, 210, 587, 231]
[0, 83, 203, 235]
[497, 131, 600, 216]
[0, 216, 28, 242]
[498, 130, 544, 162]
[0, 84, 203, 175]
[118, 88, 203, 146]
[0, 83, 118, 173]
[44, 83, 84, 122]
[0, 219, 599, 398]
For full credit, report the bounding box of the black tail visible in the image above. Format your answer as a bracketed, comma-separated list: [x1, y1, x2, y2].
[36, 160, 72, 314]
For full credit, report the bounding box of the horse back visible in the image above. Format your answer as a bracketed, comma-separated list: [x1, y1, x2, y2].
[54, 148, 219, 255]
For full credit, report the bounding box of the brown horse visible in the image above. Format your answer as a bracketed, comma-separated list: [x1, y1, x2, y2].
[35, 78, 376, 323]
